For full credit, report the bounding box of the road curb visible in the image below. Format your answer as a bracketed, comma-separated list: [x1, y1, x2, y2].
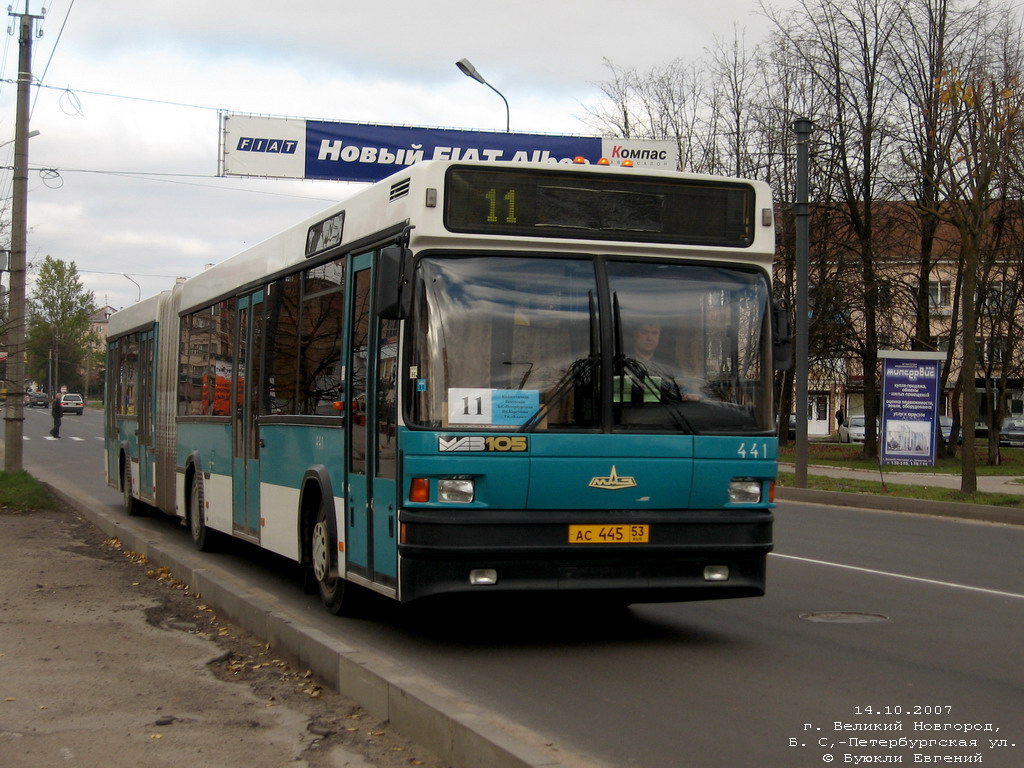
[44, 482, 605, 768]
[776, 486, 1024, 526]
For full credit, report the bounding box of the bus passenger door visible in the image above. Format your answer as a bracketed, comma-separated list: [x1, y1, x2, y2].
[137, 328, 155, 500]
[371, 314, 400, 588]
[232, 291, 264, 541]
[105, 340, 119, 485]
[345, 253, 398, 589]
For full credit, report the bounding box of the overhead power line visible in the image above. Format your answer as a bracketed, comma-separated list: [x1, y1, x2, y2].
[31, 0, 76, 117]
[1, 78, 317, 121]
[0, 163, 345, 202]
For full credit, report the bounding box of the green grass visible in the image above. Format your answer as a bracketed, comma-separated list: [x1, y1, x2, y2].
[777, 440, 1024, 507]
[780, 440, 1024, 476]
[0, 471, 59, 512]
[777, 471, 1024, 508]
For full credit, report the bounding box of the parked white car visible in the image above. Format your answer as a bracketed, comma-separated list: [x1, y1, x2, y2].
[839, 415, 867, 443]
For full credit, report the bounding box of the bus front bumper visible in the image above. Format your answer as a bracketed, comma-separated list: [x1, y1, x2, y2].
[397, 507, 773, 603]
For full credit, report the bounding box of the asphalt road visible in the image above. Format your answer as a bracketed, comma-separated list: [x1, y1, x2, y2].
[20, 405, 1024, 767]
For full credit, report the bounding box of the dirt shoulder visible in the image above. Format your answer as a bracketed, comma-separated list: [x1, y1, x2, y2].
[0, 502, 445, 768]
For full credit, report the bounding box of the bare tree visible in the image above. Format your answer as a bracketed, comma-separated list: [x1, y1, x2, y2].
[890, 0, 968, 351]
[706, 26, 763, 177]
[752, 33, 825, 442]
[583, 58, 717, 173]
[928, 10, 1024, 487]
[765, 0, 906, 458]
[584, 59, 640, 139]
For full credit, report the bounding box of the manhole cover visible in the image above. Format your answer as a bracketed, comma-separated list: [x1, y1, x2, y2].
[800, 611, 890, 623]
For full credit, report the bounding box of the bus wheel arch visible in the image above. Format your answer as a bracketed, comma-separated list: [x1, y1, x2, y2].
[119, 444, 143, 517]
[299, 467, 335, 567]
[301, 468, 353, 615]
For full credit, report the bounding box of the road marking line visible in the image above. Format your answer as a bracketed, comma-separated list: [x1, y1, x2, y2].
[771, 552, 1024, 600]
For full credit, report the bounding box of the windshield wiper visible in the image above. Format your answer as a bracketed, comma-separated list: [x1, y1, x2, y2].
[518, 291, 601, 433]
[517, 355, 599, 432]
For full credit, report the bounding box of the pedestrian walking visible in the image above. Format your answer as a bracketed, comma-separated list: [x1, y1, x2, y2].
[50, 396, 63, 438]
[835, 407, 845, 428]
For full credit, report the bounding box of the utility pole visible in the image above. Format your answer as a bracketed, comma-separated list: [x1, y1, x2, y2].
[6, 2, 43, 472]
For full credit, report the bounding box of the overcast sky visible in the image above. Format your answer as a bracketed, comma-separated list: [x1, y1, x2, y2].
[1, 0, 778, 310]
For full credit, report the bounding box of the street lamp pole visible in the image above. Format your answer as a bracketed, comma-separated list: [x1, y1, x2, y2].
[456, 58, 510, 132]
[792, 118, 814, 488]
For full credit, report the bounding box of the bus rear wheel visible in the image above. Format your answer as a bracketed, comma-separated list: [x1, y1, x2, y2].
[122, 464, 144, 517]
[310, 502, 355, 615]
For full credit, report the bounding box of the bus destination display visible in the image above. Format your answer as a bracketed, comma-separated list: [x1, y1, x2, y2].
[445, 166, 754, 247]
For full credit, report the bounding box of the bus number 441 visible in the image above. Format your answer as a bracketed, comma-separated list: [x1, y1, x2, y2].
[737, 442, 768, 459]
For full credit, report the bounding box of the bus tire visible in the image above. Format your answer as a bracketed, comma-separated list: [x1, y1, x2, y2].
[188, 477, 218, 552]
[122, 463, 144, 517]
[310, 500, 354, 615]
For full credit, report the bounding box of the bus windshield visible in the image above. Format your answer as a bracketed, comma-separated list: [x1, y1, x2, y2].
[408, 254, 771, 434]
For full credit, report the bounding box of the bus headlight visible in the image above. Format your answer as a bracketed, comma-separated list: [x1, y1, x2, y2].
[438, 477, 475, 503]
[728, 478, 762, 504]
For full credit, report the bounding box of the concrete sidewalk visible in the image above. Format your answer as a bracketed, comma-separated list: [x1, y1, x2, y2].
[7, 447, 604, 768]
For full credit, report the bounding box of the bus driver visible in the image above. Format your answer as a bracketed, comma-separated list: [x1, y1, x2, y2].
[628, 321, 702, 402]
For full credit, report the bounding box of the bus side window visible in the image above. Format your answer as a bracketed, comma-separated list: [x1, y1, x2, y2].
[262, 275, 301, 415]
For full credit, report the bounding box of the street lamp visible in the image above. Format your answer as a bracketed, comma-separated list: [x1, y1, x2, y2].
[0, 129, 38, 149]
[122, 273, 141, 303]
[456, 58, 510, 132]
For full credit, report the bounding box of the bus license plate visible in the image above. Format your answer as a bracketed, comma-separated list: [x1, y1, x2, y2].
[569, 524, 649, 544]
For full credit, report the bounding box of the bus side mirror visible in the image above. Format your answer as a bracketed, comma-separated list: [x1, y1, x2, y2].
[375, 245, 412, 319]
[772, 302, 793, 371]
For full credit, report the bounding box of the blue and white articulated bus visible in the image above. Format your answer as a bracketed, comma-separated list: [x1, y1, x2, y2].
[106, 159, 784, 613]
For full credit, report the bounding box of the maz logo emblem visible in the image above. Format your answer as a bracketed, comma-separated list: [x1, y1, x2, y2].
[588, 466, 638, 490]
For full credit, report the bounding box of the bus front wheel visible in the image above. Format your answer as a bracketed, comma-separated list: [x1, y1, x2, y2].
[310, 502, 354, 615]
